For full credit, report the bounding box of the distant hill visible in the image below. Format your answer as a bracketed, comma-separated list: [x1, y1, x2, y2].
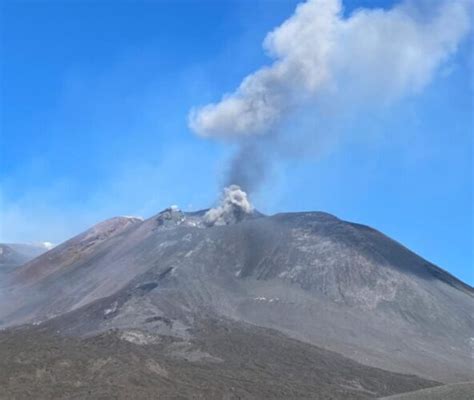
[0, 242, 53, 272]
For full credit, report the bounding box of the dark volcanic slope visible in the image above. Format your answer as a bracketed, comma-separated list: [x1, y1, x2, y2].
[1, 209, 472, 383]
[0, 318, 438, 400]
[378, 382, 474, 400]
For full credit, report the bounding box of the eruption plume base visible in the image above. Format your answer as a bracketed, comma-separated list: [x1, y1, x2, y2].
[204, 185, 254, 226]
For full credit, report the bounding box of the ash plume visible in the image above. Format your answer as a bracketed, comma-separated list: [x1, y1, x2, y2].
[189, 0, 471, 192]
[225, 140, 272, 193]
[204, 185, 253, 226]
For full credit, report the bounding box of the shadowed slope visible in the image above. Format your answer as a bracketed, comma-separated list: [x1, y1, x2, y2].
[378, 382, 474, 400]
[0, 318, 439, 400]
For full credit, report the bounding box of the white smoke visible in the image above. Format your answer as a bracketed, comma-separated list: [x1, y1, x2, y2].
[40, 242, 55, 250]
[189, 0, 471, 139]
[204, 185, 254, 226]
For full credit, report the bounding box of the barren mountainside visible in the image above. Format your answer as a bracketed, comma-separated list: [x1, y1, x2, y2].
[1, 207, 472, 389]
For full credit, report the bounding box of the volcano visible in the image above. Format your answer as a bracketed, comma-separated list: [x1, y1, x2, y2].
[0, 200, 472, 399]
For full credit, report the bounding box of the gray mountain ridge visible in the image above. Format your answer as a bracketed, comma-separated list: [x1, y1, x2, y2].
[1, 207, 472, 389]
[0, 242, 52, 288]
[0, 242, 51, 270]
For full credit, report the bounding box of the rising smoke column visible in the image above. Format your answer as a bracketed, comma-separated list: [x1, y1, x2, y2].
[204, 185, 254, 226]
[189, 0, 471, 191]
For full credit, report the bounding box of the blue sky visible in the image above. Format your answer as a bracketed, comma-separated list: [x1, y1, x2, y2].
[0, 0, 472, 284]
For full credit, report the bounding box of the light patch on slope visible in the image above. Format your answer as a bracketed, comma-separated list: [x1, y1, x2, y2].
[119, 330, 160, 345]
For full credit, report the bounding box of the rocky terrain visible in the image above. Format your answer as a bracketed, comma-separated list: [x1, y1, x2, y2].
[379, 382, 474, 400]
[0, 318, 440, 400]
[0, 187, 472, 398]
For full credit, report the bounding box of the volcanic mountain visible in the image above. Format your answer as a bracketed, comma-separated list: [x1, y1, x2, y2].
[0, 189, 472, 398]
